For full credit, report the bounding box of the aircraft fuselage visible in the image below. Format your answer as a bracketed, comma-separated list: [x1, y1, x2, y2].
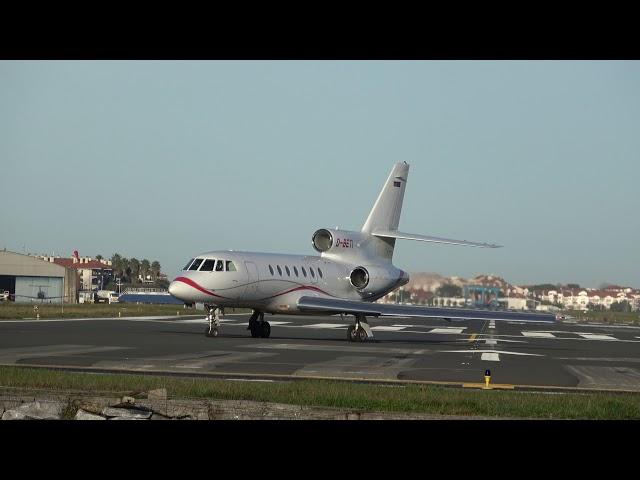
[168, 250, 409, 314]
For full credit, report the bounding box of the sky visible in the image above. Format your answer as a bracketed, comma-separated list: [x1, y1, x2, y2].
[1, 61, 638, 287]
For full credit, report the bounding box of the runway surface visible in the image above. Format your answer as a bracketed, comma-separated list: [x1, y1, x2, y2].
[1, 313, 640, 392]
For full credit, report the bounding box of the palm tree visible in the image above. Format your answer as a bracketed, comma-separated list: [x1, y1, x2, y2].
[129, 258, 140, 284]
[121, 258, 131, 283]
[141, 259, 151, 282]
[151, 261, 161, 281]
[111, 253, 123, 280]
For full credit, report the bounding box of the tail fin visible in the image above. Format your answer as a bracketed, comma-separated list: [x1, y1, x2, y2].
[362, 162, 409, 234]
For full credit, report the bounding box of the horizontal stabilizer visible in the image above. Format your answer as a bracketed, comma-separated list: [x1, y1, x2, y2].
[297, 296, 556, 323]
[372, 230, 502, 248]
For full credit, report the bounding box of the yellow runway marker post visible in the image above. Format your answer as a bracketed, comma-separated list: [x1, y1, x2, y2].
[484, 369, 491, 389]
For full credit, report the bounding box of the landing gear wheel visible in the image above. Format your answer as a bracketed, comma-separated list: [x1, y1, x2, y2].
[250, 324, 260, 338]
[347, 325, 357, 342]
[205, 326, 219, 337]
[261, 322, 271, 338]
[357, 327, 367, 342]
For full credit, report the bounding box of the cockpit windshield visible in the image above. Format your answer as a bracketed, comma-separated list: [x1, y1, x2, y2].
[199, 259, 216, 271]
[188, 258, 204, 271]
[183, 258, 195, 270]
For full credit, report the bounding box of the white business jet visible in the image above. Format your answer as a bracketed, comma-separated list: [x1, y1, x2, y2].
[169, 162, 555, 341]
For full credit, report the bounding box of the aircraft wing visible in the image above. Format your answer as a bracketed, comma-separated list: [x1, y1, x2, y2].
[372, 229, 502, 248]
[297, 296, 557, 323]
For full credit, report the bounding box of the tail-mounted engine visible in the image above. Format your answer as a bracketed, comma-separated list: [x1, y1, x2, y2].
[312, 228, 367, 255]
[348, 265, 409, 298]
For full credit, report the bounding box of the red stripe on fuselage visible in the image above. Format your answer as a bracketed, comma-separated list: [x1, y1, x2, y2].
[173, 276, 227, 299]
[258, 285, 335, 300]
[173, 277, 334, 301]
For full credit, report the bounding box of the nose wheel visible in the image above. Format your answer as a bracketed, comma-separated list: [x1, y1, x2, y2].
[204, 306, 221, 338]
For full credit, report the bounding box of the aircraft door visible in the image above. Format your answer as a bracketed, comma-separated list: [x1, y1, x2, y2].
[243, 261, 259, 300]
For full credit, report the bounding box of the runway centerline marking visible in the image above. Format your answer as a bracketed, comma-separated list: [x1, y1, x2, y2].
[430, 328, 466, 334]
[578, 333, 618, 341]
[522, 331, 556, 338]
[481, 353, 500, 362]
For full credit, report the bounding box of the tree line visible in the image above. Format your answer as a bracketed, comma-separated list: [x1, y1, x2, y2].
[98, 254, 168, 289]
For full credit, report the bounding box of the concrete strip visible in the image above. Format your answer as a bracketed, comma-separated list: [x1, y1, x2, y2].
[3, 400, 65, 420]
[565, 365, 640, 391]
[75, 409, 106, 420]
[102, 407, 153, 419]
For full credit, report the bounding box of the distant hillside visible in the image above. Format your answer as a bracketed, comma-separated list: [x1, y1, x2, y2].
[405, 273, 524, 295]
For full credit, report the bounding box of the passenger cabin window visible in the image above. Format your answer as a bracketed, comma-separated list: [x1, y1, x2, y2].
[215, 260, 224, 272]
[189, 258, 204, 271]
[301, 267, 307, 277]
[183, 258, 195, 270]
[200, 259, 216, 271]
[318, 267, 323, 278]
[269, 265, 274, 276]
[310, 268, 315, 278]
[285, 266, 290, 276]
[277, 265, 282, 276]
[226, 261, 237, 272]
[293, 266, 298, 277]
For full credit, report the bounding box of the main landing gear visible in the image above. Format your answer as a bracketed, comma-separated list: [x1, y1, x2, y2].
[346, 314, 375, 343]
[204, 306, 222, 337]
[247, 310, 271, 338]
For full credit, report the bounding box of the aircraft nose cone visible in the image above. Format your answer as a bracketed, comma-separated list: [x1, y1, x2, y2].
[168, 280, 184, 299]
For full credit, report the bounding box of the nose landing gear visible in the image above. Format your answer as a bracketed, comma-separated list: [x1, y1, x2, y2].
[204, 306, 221, 337]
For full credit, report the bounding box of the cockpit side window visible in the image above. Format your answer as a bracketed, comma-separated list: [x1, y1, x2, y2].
[189, 258, 204, 271]
[215, 260, 225, 272]
[301, 266, 307, 277]
[200, 259, 216, 271]
[310, 268, 315, 278]
[276, 265, 282, 276]
[183, 258, 195, 270]
[226, 261, 237, 272]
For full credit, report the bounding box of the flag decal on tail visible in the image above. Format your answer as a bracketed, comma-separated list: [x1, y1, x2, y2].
[393, 181, 401, 187]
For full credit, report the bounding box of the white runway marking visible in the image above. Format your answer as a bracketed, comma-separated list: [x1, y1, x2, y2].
[443, 349, 543, 357]
[485, 339, 498, 346]
[522, 331, 556, 338]
[481, 353, 500, 361]
[370, 326, 406, 331]
[429, 328, 466, 334]
[303, 323, 349, 329]
[578, 333, 618, 341]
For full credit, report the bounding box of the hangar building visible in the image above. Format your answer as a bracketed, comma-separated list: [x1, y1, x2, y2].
[0, 250, 78, 304]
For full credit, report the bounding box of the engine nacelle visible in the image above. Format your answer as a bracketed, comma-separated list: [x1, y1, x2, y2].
[311, 228, 364, 253]
[349, 265, 407, 297]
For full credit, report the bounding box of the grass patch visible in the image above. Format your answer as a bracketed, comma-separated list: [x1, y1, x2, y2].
[1, 366, 639, 419]
[564, 310, 640, 325]
[0, 303, 252, 320]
